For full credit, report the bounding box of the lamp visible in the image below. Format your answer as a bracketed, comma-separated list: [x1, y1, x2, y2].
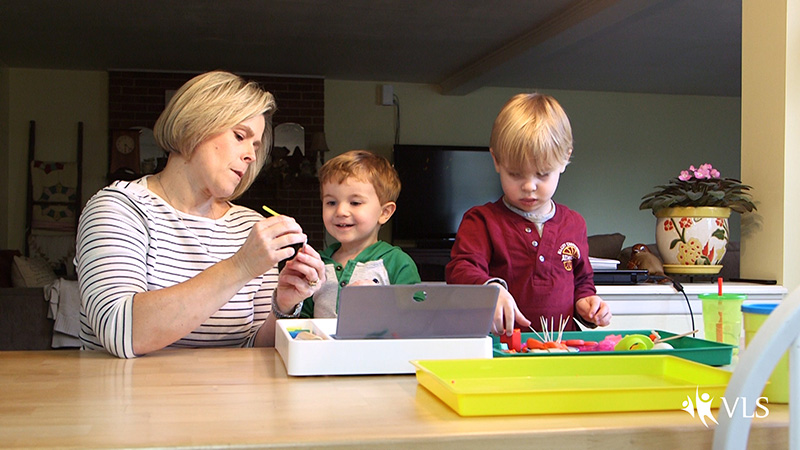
[310, 132, 329, 160]
[310, 131, 330, 172]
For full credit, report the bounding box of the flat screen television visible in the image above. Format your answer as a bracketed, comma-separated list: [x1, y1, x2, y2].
[392, 144, 503, 248]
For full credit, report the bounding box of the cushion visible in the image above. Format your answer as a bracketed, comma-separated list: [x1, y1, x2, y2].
[11, 255, 58, 288]
[28, 231, 76, 276]
[587, 233, 626, 259]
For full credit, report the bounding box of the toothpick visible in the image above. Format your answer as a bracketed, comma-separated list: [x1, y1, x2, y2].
[540, 317, 546, 342]
[655, 330, 700, 344]
[529, 326, 546, 343]
[556, 314, 564, 343]
[541, 317, 549, 342]
[559, 315, 570, 343]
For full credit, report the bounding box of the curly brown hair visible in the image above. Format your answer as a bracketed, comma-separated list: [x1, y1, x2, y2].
[318, 150, 401, 204]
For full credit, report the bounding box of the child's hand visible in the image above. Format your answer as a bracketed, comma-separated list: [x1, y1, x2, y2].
[576, 295, 612, 326]
[493, 285, 531, 336]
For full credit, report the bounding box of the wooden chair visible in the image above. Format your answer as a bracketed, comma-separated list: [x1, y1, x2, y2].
[713, 286, 800, 449]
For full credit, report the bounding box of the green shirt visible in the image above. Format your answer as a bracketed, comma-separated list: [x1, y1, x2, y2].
[300, 241, 421, 318]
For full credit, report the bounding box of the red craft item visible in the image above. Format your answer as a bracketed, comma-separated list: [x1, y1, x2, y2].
[500, 329, 522, 352]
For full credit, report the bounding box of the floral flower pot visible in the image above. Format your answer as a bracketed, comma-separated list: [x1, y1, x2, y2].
[654, 206, 730, 275]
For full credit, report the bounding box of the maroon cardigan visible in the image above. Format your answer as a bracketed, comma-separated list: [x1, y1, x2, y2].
[446, 199, 596, 331]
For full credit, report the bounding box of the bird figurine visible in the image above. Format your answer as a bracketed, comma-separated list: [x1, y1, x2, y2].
[626, 243, 667, 281]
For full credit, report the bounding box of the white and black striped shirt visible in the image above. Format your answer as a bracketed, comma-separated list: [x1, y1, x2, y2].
[76, 177, 276, 358]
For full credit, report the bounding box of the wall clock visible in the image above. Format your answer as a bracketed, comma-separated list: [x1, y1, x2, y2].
[109, 129, 141, 174]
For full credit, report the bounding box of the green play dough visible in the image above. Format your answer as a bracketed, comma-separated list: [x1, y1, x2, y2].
[614, 334, 654, 351]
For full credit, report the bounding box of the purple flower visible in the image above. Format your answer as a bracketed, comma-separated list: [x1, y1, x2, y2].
[643, 162, 755, 213]
[680, 163, 720, 180]
[694, 165, 711, 179]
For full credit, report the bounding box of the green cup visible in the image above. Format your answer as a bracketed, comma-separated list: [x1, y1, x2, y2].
[698, 293, 747, 354]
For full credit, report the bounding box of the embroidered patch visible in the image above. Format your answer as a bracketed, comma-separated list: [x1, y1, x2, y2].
[557, 242, 580, 271]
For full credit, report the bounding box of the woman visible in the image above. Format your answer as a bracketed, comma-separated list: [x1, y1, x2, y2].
[77, 71, 325, 358]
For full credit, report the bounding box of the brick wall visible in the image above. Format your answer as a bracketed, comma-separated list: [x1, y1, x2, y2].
[108, 71, 326, 249]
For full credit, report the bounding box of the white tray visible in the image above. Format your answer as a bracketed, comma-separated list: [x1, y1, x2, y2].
[275, 319, 493, 376]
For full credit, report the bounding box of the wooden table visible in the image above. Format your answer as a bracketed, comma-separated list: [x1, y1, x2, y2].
[0, 348, 788, 449]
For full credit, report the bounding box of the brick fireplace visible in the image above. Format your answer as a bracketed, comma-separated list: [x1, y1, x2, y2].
[107, 71, 326, 249]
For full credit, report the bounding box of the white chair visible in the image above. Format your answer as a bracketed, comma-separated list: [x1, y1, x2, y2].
[713, 287, 800, 449]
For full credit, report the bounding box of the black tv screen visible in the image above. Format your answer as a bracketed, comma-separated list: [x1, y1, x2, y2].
[392, 144, 503, 247]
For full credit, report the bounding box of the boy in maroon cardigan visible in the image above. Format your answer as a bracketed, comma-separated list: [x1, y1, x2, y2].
[445, 93, 611, 337]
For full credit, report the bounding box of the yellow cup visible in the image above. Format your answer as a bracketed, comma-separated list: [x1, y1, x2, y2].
[699, 293, 746, 354]
[742, 303, 789, 403]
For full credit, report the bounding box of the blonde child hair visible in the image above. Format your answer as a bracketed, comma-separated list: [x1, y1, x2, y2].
[153, 71, 277, 200]
[490, 93, 573, 171]
[318, 150, 401, 204]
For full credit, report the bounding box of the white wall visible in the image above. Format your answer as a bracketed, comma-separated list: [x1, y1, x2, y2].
[1, 72, 741, 253]
[3, 69, 108, 250]
[325, 80, 741, 247]
[740, 0, 800, 289]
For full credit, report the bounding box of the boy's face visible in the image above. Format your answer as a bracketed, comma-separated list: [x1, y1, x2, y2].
[321, 177, 396, 252]
[492, 153, 567, 216]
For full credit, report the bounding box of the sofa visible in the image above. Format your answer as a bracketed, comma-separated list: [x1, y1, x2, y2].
[0, 250, 80, 350]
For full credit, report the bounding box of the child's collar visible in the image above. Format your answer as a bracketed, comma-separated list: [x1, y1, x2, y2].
[502, 198, 556, 223]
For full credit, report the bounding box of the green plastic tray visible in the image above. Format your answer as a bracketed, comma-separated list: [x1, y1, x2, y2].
[413, 355, 732, 416]
[492, 329, 734, 366]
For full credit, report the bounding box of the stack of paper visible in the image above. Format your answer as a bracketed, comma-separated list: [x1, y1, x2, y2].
[589, 257, 619, 270]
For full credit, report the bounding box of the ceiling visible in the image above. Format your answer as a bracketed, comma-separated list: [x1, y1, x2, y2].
[0, 0, 742, 96]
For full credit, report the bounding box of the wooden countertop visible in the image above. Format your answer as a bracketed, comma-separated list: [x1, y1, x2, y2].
[0, 348, 789, 449]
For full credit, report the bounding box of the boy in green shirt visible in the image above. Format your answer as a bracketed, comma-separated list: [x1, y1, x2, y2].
[300, 150, 421, 318]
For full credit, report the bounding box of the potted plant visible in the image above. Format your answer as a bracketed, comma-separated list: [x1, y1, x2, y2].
[640, 163, 756, 274]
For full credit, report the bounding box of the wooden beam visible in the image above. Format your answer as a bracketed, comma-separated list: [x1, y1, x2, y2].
[438, 0, 664, 95]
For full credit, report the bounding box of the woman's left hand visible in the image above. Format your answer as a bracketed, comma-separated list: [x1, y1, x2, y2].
[274, 244, 326, 313]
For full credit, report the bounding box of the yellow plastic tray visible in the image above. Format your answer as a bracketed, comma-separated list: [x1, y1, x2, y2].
[412, 354, 731, 416]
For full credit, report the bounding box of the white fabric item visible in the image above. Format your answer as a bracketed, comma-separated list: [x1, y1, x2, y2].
[44, 278, 81, 348]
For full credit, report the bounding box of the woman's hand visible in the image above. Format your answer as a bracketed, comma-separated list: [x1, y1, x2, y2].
[492, 284, 531, 336]
[274, 244, 326, 314]
[576, 295, 612, 326]
[231, 215, 306, 280]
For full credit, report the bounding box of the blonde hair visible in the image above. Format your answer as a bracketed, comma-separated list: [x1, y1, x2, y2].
[490, 93, 573, 171]
[318, 150, 401, 204]
[153, 71, 277, 200]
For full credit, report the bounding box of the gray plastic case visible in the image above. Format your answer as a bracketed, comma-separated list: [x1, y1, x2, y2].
[334, 284, 499, 339]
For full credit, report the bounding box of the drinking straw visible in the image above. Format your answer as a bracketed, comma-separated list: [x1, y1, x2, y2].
[717, 277, 724, 342]
[262, 205, 280, 217]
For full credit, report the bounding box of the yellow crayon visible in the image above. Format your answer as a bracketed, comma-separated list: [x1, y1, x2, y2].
[262, 205, 281, 217]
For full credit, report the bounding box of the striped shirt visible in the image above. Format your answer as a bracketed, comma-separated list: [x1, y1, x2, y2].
[76, 177, 276, 358]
